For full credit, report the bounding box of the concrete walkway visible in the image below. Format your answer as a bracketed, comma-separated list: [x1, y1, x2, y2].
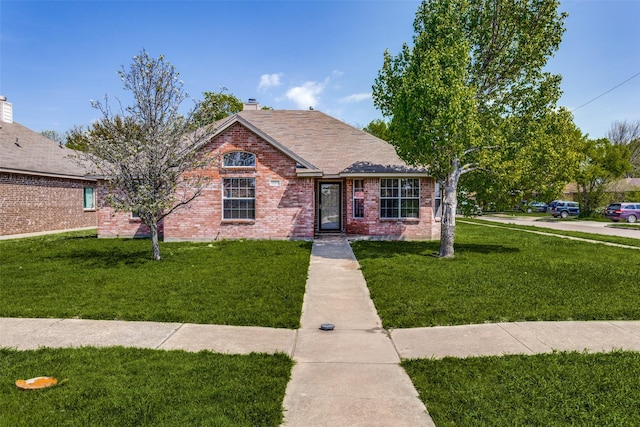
[281, 237, 434, 426]
[4, 235, 640, 425]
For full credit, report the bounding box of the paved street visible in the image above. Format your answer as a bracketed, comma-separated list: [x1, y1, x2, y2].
[474, 214, 640, 239]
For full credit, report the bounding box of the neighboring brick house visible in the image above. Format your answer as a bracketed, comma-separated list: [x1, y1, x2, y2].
[98, 104, 441, 241]
[0, 97, 97, 236]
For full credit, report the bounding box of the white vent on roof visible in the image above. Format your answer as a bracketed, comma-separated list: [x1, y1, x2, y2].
[0, 96, 13, 124]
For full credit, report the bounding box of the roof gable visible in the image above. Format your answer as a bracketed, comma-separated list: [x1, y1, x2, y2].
[209, 110, 423, 177]
[211, 113, 320, 173]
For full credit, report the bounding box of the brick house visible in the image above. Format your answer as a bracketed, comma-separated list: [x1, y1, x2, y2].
[0, 97, 97, 236]
[97, 104, 441, 241]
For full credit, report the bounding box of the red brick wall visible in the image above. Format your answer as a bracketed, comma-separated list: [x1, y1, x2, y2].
[345, 177, 440, 240]
[95, 122, 440, 241]
[163, 123, 316, 240]
[0, 172, 97, 236]
[96, 182, 164, 238]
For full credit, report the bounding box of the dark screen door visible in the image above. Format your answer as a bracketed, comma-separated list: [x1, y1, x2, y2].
[319, 183, 341, 231]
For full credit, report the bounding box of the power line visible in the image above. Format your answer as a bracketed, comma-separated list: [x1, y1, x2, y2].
[571, 70, 640, 112]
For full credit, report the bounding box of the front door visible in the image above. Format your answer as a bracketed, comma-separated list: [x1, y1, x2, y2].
[319, 182, 341, 231]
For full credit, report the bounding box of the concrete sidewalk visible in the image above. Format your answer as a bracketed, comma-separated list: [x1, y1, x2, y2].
[5, 317, 640, 361]
[391, 321, 640, 359]
[0, 317, 296, 355]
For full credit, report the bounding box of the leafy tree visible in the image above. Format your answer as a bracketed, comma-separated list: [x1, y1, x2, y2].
[191, 89, 243, 128]
[463, 108, 584, 209]
[373, 0, 567, 257]
[66, 121, 135, 152]
[363, 119, 391, 141]
[72, 50, 215, 260]
[64, 125, 90, 151]
[510, 110, 584, 203]
[41, 130, 65, 145]
[607, 119, 640, 177]
[574, 138, 632, 215]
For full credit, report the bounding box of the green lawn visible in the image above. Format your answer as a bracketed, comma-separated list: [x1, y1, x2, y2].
[5, 226, 640, 425]
[404, 351, 640, 426]
[351, 222, 640, 328]
[0, 347, 292, 426]
[0, 231, 303, 425]
[0, 230, 312, 328]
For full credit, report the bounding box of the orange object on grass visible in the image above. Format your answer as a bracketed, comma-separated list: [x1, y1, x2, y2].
[15, 376, 58, 390]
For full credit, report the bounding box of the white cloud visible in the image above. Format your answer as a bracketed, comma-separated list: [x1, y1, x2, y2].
[339, 93, 371, 103]
[286, 80, 327, 109]
[258, 73, 284, 92]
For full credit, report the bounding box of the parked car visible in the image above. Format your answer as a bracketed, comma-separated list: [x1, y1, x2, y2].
[547, 200, 580, 218]
[605, 203, 640, 223]
[521, 201, 548, 213]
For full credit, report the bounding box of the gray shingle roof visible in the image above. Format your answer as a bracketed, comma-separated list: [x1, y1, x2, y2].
[228, 110, 425, 177]
[0, 121, 89, 178]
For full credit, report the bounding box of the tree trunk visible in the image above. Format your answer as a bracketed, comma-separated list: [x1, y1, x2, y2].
[580, 185, 590, 215]
[150, 222, 161, 261]
[439, 168, 461, 258]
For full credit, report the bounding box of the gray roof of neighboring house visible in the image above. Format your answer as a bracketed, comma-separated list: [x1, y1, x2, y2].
[607, 178, 640, 192]
[215, 110, 426, 177]
[0, 121, 91, 179]
[564, 178, 640, 194]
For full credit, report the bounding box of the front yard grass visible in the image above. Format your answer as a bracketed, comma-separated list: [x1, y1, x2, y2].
[404, 351, 640, 426]
[0, 231, 312, 328]
[0, 346, 292, 426]
[351, 222, 640, 328]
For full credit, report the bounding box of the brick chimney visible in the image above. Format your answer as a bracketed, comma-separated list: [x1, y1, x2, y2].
[0, 96, 13, 124]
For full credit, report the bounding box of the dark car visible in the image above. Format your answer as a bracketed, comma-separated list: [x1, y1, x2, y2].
[547, 200, 580, 218]
[521, 201, 548, 213]
[605, 203, 640, 223]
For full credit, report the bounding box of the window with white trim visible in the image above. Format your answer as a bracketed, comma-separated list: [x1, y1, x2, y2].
[223, 151, 256, 168]
[380, 178, 420, 219]
[83, 187, 95, 210]
[353, 179, 364, 218]
[223, 178, 256, 220]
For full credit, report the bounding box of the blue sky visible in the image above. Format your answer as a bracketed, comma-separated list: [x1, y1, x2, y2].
[1, 0, 638, 139]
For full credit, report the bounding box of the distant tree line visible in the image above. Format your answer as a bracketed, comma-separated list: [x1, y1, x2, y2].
[362, 117, 639, 216]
